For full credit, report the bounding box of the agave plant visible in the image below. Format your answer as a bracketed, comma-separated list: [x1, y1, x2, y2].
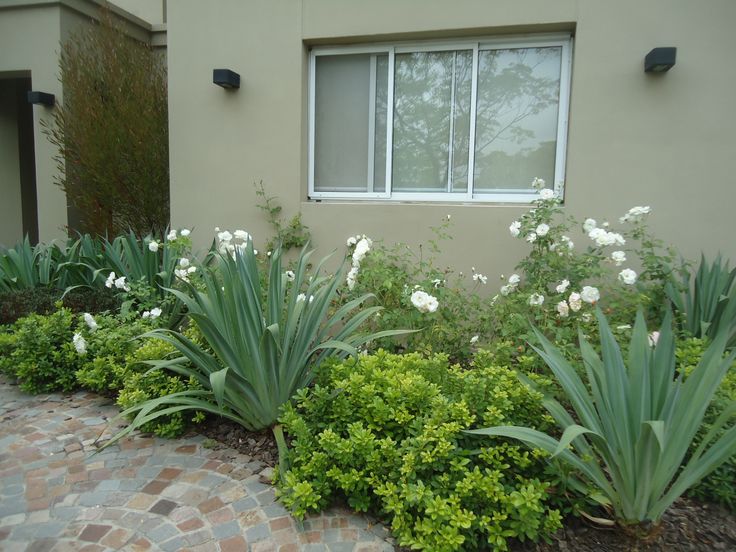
[469, 308, 736, 534]
[104, 240, 408, 445]
[666, 253, 736, 347]
[0, 237, 60, 292]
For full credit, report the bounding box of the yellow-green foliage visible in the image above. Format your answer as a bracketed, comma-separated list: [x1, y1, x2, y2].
[1, 309, 81, 393]
[114, 333, 205, 439]
[278, 350, 561, 551]
[679, 338, 736, 510]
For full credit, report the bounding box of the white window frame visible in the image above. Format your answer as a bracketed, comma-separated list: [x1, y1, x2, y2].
[308, 34, 573, 204]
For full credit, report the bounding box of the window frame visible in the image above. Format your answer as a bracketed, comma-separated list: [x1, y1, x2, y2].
[308, 33, 573, 204]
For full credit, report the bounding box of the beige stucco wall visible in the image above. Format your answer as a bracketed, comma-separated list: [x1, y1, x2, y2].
[0, 80, 24, 248]
[0, 4, 67, 243]
[168, 0, 736, 283]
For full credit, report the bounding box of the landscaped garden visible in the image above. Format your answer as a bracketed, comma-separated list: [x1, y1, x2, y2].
[2, 181, 736, 550]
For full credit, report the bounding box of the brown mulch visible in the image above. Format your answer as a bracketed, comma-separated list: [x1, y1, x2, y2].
[196, 416, 278, 467]
[198, 418, 736, 551]
[510, 499, 736, 552]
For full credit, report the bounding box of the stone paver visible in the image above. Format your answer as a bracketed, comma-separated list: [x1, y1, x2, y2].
[0, 378, 396, 551]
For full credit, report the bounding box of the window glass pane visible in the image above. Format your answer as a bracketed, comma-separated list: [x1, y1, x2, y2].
[392, 50, 472, 193]
[314, 53, 387, 193]
[373, 55, 388, 193]
[473, 47, 562, 193]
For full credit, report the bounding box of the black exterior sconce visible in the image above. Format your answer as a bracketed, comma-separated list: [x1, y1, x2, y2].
[213, 69, 240, 89]
[645, 48, 676, 73]
[27, 91, 55, 106]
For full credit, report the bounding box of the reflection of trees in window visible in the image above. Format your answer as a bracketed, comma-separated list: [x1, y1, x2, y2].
[392, 51, 472, 192]
[474, 47, 561, 191]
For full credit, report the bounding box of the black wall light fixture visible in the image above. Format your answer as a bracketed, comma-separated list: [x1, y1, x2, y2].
[645, 47, 676, 73]
[213, 69, 240, 89]
[27, 91, 55, 106]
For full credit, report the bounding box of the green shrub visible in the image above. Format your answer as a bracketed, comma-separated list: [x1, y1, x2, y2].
[74, 313, 158, 394]
[0, 286, 120, 325]
[278, 351, 562, 551]
[2, 308, 82, 393]
[678, 338, 736, 510]
[116, 338, 204, 438]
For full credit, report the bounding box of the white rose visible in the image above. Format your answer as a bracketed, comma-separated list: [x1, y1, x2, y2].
[217, 230, 233, 242]
[180, 229, 191, 237]
[179, 257, 190, 268]
[508, 274, 521, 285]
[618, 268, 637, 285]
[234, 230, 250, 241]
[149, 307, 162, 319]
[526, 232, 537, 243]
[556, 301, 570, 318]
[532, 177, 546, 190]
[568, 292, 582, 312]
[83, 313, 98, 332]
[539, 188, 555, 200]
[555, 279, 570, 294]
[500, 284, 515, 296]
[472, 273, 488, 285]
[509, 221, 522, 238]
[581, 286, 600, 304]
[167, 230, 177, 241]
[470, 335, 479, 344]
[535, 223, 550, 237]
[528, 293, 545, 306]
[73, 333, 87, 355]
[611, 251, 626, 266]
[148, 241, 159, 252]
[411, 290, 439, 313]
[285, 270, 296, 282]
[105, 272, 116, 288]
[583, 218, 597, 233]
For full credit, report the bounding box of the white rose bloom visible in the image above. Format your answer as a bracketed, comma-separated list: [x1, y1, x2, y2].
[568, 292, 583, 312]
[528, 293, 545, 306]
[500, 284, 514, 296]
[346, 236, 357, 247]
[105, 272, 116, 289]
[611, 251, 626, 266]
[508, 274, 521, 285]
[352, 237, 372, 266]
[583, 218, 597, 233]
[539, 188, 556, 201]
[148, 240, 159, 252]
[114, 276, 130, 292]
[526, 232, 537, 243]
[620, 205, 651, 223]
[470, 335, 479, 344]
[142, 311, 150, 319]
[581, 286, 600, 304]
[410, 290, 439, 313]
[285, 270, 296, 282]
[217, 230, 233, 242]
[83, 313, 98, 331]
[581, 313, 593, 323]
[179, 257, 190, 268]
[346, 266, 359, 290]
[234, 230, 250, 241]
[561, 236, 574, 250]
[509, 220, 522, 237]
[535, 223, 550, 237]
[532, 177, 546, 190]
[180, 229, 191, 237]
[472, 273, 488, 285]
[149, 307, 162, 319]
[618, 268, 637, 285]
[167, 230, 177, 241]
[73, 333, 87, 355]
[555, 279, 570, 294]
[187, 266, 197, 274]
[556, 301, 570, 318]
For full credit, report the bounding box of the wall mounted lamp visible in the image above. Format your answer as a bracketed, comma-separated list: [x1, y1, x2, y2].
[645, 47, 676, 73]
[213, 69, 240, 89]
[27, 91, 55, 106]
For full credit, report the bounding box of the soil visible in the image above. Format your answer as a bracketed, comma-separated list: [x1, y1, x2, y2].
[195, 416, 279, 467]
[198, 418, 736, 552]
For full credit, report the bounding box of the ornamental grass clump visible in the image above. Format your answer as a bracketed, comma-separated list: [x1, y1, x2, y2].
[470, 308, 736, 537]
[104, 239, 406, 446]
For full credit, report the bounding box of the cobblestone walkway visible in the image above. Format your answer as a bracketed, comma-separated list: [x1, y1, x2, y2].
[0, 380, 396, 551]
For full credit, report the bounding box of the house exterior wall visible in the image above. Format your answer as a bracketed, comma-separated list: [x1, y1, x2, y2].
[168, 0, 736, 279]
[0, 4, 67, 244]
[0, 0, 164, 246]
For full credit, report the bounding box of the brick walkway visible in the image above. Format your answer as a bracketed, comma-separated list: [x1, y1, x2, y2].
[0, 379, 396, 551]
